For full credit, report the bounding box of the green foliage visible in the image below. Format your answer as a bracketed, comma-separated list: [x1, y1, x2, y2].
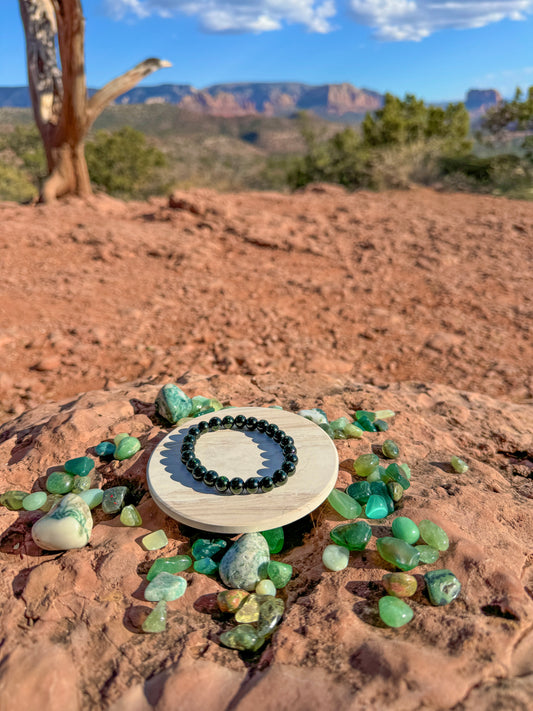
[0, 125, 47, 186]
[0, 160, 37, 202]
[85, 127, 168, 198]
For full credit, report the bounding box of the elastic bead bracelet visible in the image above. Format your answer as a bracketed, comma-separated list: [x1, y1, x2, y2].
[180, 415, 297, 494]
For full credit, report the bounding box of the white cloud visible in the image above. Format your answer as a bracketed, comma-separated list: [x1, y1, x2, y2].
[348, 0, 533, 41]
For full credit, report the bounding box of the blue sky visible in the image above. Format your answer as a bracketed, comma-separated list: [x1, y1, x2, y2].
[1, 0, 532, 102]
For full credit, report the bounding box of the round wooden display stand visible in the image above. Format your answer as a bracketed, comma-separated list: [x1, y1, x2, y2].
[147, 407, 339, 533]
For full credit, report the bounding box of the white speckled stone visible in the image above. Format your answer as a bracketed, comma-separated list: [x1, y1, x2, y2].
[31, 493, 93, 551]
[219, 532, 270, 591]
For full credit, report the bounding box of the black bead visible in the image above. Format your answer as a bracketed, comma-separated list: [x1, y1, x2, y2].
[192, 464, 207, 481]
[285, 453, 299, 465]
[188, 426, 200, 438]
[186, 457, 201, 472]
[260, 476, 274, 492]
[256, 419, 268, 433]
[181, 450, 194, 464]
[222, 415, 234, 429]
[234, 414, 247, 429]
[282, 444, 297, 456]
[203, 470, 218, 487]
[197, 420, 209, 433]
[181, 441, 195, 452]
[245, 477, 260, 494]
[245, 416, 258, 430]
[215, 476, 229, 493]
[282, 460, 296, 475]
[183, 434, 196, 445]
[265, 423, 279, 438]
[280, 435, 294, 447]
[208, 417, 222, 431]
[273, 469, 288, 487]
[272, 429, 283, 442]
[229, 477, 244, 495]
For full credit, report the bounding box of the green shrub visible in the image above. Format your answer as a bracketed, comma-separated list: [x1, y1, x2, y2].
[0, 125, 47, 188]
[0, 160, 38, 202]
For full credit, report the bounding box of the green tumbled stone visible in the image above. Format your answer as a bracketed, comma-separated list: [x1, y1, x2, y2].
[322, 544, 350, 571]
[366, 469, 382, 483]
[145, 572, 187, 601]
[46, 472, 75, 495]
[416, 545, 440, 564]
[346, 480, 371, 504]
[354, 453, 380, 478]
[343, 423, 364, 439]
[234, 593, 263, 623]
[193, 557, 219, 575]
[1, 490, 28, 510]
[260, 527, 284, 554]
[142, 600, 167, 633]
[95, 441, 115, 457]
[78, 488, 104, 509]
[64, 456, 94, 477]
[320, 423, 335, 439]
[40, 493, 63, 512]
[114, 436, 141, 461]
[120, 504, 142, 526]
[374, 419, 389, 432]
[298, 408, 328, 426]
[376, 537, 420, 571]
[155, 383, 192, 423]
[191, 538, 227, 560]
[330, 521, 372, 550]
[220, 624, 264, 652]
[101, 486, 127, 514]
[400, 463, 411, 480]
[142, 529, 169, 551]
[328, 489, 362, 519]
[391, 517, 420, 545]
[387, 481, 404, 503]
[424, 569, 461, 605]
[22, 491, 47, 511]
[217, 589, 249, 613]
[147, 555, 192, 581]
[257, 597, 285, 637]
[365, 495, 389, 519]
[355, 410, 376, 422]
[114, 432, 129, 446]
[356, 415, 377, 432]
[189, 395, 215, 416]
[451, 456, 469, 474]
[330, 417, 350, 438]
[369, 480, 388, 497]
[256, 579, 276, 596]
[72, 475, 91, 494]
[374, 409, 395, 420]
[267, 560, 292, 589]
[382, 439, 400, 459]
[379, 596, 414, 627]
[419, 520, 449, 551]
[385, 463, 410, 490]
[382, 572, 417, 598]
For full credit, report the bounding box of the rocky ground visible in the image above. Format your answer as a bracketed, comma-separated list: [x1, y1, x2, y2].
[0, 186, 532, 710]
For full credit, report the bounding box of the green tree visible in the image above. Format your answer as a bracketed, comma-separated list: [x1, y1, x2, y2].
[0, 125, 46, 179]
[482, 86, 533, 161]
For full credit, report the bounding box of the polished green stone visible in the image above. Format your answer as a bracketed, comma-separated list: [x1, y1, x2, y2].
[64, 456, 94, 477]
[190, 395, 215, 416]
[366, 469, 382, 483]
[46, 472, 75, 494]
[147, 555, 192, 581]
[355, 410, 376, 422]
[114, 432, 129, 446]
[95, 441, 115, 457]
[257, 597, 284, 637]
[256, 579, 277, 596]
[376, 537, 420, 571]
[330, 521, 372, 550]
[385, 463, 410, 490]
[330, 417, 350, 438]
[234, 593, 263, 623]
[374, 419, 389, 432]
[369, 480, 388, 497]
[382, 439, 400, 459]
[193, 557, 219, 574]
[101, 486, 127, 514]
[356, 415, 377, 432]
[343, 423, 364, 438]
[382, 572, 417, 598]
[416, 545, 440, 564]
[365, 495, 389, 519]
[451, 456, 469, 474]
[260, 527, 284, 554]
[424, 569, 461, 605]
[78, 488, 104, 509]
[322, 544, 350, 571]
[142, 600, 167, 633]
[155, 383, 192, 423]
[419, 520, 449, 551]
[320, 423, 335, 439]
[120, 504, 142, 526]
[220, 624, 264, 651]
[346, 480, 371, 504]
[379, 596, 414, 627]
[114, 436, 141, 461]
[387, 481, 404, 503]
[40, 493, 63, 512]
[374, 409, 395, 419]
[22, 492, 47, 511]
[191, 538, 227, 560]
[298, 408, 328, 426]
[400, 463, 411, 480]
[354, 453, 379, 477]
[391, 517, 420, 545]
[144, 572, 187, 602]
[72, 475, 91, 494]
[0, 490, 28, 510]
[267, 560, 292, 589]
[142, 529, 169, 551]
[328, 489, 362, 519]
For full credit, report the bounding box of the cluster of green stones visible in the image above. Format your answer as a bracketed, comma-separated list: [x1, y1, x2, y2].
[297, 407, 395, 440]
[155, 383, 225, 425]
[95, 431, 141, 461]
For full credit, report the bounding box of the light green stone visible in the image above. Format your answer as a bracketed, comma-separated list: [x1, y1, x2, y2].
[189, 395, 215, 416]
[267, 560, 292, 589]
[322, 544, 350, 571]
[365, 494, 389, 519]
[114, 436, 141, 461]
[78, 488, 104, 509]
[379, 596, 414, 627]
[114, 432, 129, 446]
[193, 557, 219, 574]
[147, 555, 192, 581]
[0, 490, 28, 510]
[31, 493, 92, 551]
[235, 593, 263, 623]
[366, 469, 382, 483]
[46, 471, 75, 494]
[120, 504, 142, 526]
[330, 521, 372, 550]
[451, 456, 469, 474]
[40, 493, 63, 512]
[298, 408, 328, 426]
[416, 545, 440, 564]
[220, 624, 264, 652]
[191, 538, 227, 560]
[419, 520, 449, 551]
[143, 529, 169, 551]
[219, 533, 270, 591]
[330, 417, 350, 438]
[101, 486, 127, 514]
[64, 456, 94, 477]
[260, 527, 284, 554]
[22, 491, 47, 511]
[256, 579, 277, 596]
[155, 383, 192, 423]
[328, 489, 362, 519]
[343, 423, 364, 438]
[142, 600, 167, 633]
[374, 409, 395, 419]
[144, 572, 186, 601]
[391, 517, 420, 545]
[387, 481, 404, 503]
[257, 597, 284, 637]
[400, 463, 411, 480]
[385, 463, 410, 490]
[72, 475, 91, 494]
[382, 439, 400, 459]
[354, 453, 379, 478]
[376, 537, 420, 571]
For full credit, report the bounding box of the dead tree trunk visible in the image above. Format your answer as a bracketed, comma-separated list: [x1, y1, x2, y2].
[18, 0, 170, 201]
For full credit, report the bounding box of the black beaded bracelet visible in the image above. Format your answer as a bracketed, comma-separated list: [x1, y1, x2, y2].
[180, 415, 298, 494]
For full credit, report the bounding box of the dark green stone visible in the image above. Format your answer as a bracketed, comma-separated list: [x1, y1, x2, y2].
[191, 538, 227, 560]
[424, 569, 461, 606]
[355, 410, 375, 422]
[260, 527, 284, 554]
[385, 463, 410, 490]
[374, 419, 389, 432]
[376, 536, 420, 571]
[346, 480, 371, 504]
[257, 597, 285, 637]
[64, 456, 94, 477]
[193, 557, 219, 575]
[356, 415, 377, 431]
[330, 521, 372, 551]
[95, 441, 115, 457]
[101, 486, 127, 514]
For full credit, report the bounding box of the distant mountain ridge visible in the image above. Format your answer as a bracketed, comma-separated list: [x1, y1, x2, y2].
[0, 83, 503, 119]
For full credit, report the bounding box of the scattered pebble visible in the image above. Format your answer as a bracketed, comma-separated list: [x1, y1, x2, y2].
[147, 555, 192, 581]
[322, 544, 350, 571]
[379, 596, 414, 627]
[142, 529, 169, 551]
[451, 456, 469, 473]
